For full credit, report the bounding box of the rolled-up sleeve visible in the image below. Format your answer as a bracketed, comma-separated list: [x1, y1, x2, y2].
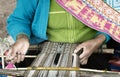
[96, 32, 111, 43]
[6, 0, 36, 41]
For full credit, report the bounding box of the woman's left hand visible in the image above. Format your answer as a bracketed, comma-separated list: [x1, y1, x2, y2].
[74, 34, 106, 65]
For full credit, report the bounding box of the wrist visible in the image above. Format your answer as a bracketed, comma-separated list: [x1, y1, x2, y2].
[95, 34, 106, 44]
[17, 34, 29, 42]
[95, 32, 111, 43]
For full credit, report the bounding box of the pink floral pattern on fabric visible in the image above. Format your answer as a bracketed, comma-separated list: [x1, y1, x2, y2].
[56, 0, 120, 43]
[86, 0, 120, 25]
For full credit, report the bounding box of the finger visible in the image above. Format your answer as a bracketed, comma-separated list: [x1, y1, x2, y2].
[12, 43, 24, 63]
[80, 59, 88, 65]
[19, 46, 28, 61]
[6, 49, 13, 60]
[74, 45, 83, 53]
[10, 47, 18, 60]
[79, 50, 88, 59]
[22, 45, 29, 55]
[6, 56, 17, 64]
[21, 54, 25, 61]
[19, 50, 25, 61]
[80, 56, 86, 63]
[16, 43, 29, 63]
[16, 52, 21, 63]
[6, 48, 12, 56]
[80, 56, 88, 65]
[11, 56, 18, 64]
[76, 48, 83, 56]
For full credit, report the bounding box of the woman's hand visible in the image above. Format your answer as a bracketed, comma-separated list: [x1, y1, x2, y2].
[5, 34, 30, 63]
[74, 34, 106, 65]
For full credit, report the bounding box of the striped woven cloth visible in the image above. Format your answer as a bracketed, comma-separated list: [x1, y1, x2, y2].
[105, 0, 120, 71]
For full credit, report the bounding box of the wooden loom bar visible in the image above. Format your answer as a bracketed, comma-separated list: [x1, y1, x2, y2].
[0, 42, 118, 77]
[0, 67, 119, 76]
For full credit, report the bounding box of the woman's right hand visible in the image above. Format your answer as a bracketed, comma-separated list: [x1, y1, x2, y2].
[6, 34, 30, 63]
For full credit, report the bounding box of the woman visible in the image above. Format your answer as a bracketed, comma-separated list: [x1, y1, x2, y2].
[6, 0, 110, 69]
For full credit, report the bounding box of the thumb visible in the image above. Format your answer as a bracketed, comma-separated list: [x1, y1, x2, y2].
[5, 48, 12, 62]
[74, 44, 84, 54]
[74, 45, 83, 53]
[6, 48, 12, 57]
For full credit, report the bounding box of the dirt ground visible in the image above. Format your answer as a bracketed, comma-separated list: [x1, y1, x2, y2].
[0, 0, 16, 38]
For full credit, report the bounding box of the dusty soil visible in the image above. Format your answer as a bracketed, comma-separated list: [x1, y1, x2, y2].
[0, 0, 16, 38]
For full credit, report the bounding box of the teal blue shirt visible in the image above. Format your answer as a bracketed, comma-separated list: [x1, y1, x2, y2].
[7, 0, 50, 44]
[7, 0, 110, 44]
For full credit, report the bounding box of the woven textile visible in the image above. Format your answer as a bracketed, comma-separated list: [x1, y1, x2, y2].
[56, 0, 120, 43]
[104, 0, 120, 72]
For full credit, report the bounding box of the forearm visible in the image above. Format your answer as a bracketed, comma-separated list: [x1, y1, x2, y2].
[6, 0, 34, 41]
[95, 34, 106, 44]
[92, 34, 107, 49]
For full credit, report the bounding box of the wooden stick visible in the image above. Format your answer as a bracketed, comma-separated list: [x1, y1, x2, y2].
[0, 49, 114, 59]
[1, 52, 5, 69]
[0, 67, 119, 76]
[4, 67, 120, 74]
[95, 48, 114, 54]
[0, 55, 37, 58]
[28, 48, 114, 54]
[0, 48, 114, 60]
